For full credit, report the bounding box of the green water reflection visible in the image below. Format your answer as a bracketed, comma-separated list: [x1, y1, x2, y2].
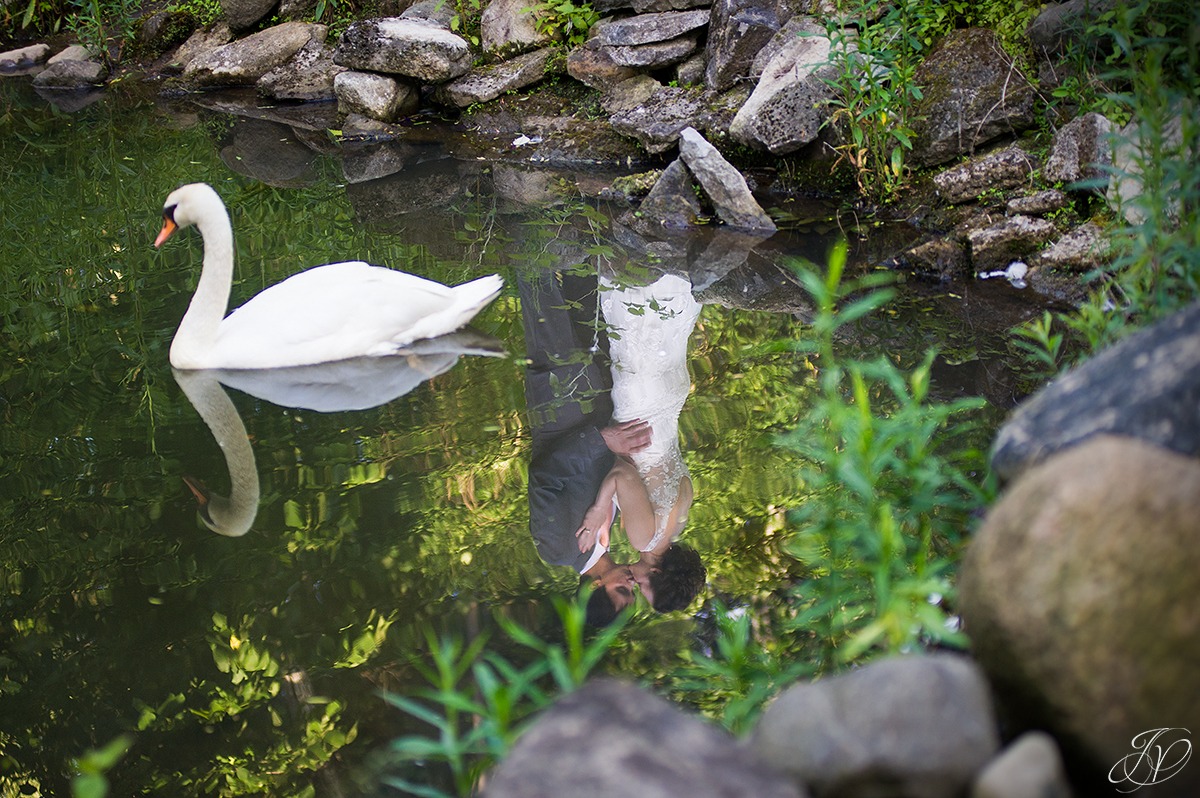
[0, 79, 1019, 795]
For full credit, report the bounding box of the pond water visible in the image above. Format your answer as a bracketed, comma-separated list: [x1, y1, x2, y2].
[0, 78, 1038, 795]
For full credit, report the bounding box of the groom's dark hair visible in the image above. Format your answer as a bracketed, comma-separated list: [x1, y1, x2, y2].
[649, 543, 705, 612]
[581, 577, 621, 627]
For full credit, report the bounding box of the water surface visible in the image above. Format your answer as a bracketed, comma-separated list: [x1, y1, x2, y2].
[0, 78, 1035, 795]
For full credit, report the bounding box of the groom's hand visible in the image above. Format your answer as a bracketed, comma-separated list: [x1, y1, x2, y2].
[601, 419, 652, 455]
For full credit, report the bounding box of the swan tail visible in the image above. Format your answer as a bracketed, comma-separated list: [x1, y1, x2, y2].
[394, 274, 504, 345]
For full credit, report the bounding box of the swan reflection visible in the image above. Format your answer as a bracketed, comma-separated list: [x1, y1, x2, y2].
[174, 331, 505, 536]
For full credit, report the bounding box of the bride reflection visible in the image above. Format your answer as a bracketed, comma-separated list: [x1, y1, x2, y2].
[577, 269, 706, 615]
[175, 331, 504, 536]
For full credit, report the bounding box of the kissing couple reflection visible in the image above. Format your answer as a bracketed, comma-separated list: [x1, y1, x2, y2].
[523, 263, 706, 626]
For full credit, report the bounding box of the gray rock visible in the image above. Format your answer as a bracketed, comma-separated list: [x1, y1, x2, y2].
[221, 0, 278, 32]
[185, 22, 324, 86]
[675, 52, 705, 86]
[607, 34, 699, 68]
[48, 44, 96, 64]
[892, 237, 969, 281]
[135, 11, 198, 59]
[481, 0, 554, 54]
[1107, 110, 1190, 226]
[492, 164, 569, 207]
[217, 117, 319, 187]
[990, 299, 1200, 480]
[590, 8, 710, 46]
[278, 0, 318, 20]
[1043, 111, 1113, 188]
[966, 215, 1056, 273]
[1006, 189, 1068, 216]
[400, 0, 454, 27]
[686, 227, 772, 291]
[334, 17, 472, 82]
[970, 732, 1073, 798]
[728, 18, 838, 154]
[910, 28, 1037, 166]
[1032, 222, 1109, 272]
[31, 59, 106, 89]
[334, 70, 419, 121]
[623, 158, 703, 232]
[933, 146, 1037, 204]
[258, 38, 346, 101]
[486, 679, 808, 798]
[170, 23, 234, 72]
[705, 0, 779, 92]
[341, 140, 420, 183]
[602, 74, 663, 114]
[679, 126, 775, 232]
[566, 38, 639, 89]
[432, 47, 555, 108]
[1027, 0, 1118, 59]
[961, 435, 1200, 797]
[752, 654, 1000, 798]
[0, 43, 51, 70]
[610, 87, 705, 154]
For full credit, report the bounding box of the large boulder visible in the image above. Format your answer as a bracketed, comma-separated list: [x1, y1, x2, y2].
[566, 38, 640, 89]
[184, 22, 324, 86]
[334, 17, 472, 82]
[751, 654, 1000, 798]
[432, 47, 556, 108]
[678, 126, 776, 233]
[0, 43, 51, 70]
[334, 70, 420, 121]
[965, 215, 1057, 273]
[990, 300, 1200, 480]
[728, 18, 838, 154]
[486, 679, 807, 798]
[1043, 111, 1114, 188]
[31, 59, 107, 89]
[933, 146, 1037, 204]
[589, 8, 710, 45]
[970, 732, 1073, 798]
[1032, 221, 1109, 273]
[910, 28, 1037, 166]
[705, 0, 779, 92]
[257, 38, 346, 101]
[221, 0, 278, 32]
[481, 0, 554, 54]
[960, 435, 1200, 795]
[610, 86, 706, 153]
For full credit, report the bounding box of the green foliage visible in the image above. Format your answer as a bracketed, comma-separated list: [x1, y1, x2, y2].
[663, 604, 811, 734]
[778, 242, 990, 666]
[524, 0, 597, 48]
[1011, 310, 1064, 379]
[436, 0, 484, 48]
[384, 594, 627, 798]
[1034, 1, 1200, 361]
[820, 0, 925, 204]
[70, 736, 132, 798]
[170, 0, 222, 27]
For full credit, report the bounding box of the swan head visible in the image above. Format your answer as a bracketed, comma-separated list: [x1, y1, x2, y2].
[155, 183, 226, 248]
[183, 475, 257, 538]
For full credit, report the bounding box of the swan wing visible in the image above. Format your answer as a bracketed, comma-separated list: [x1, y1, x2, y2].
[211, 262, 496, 369]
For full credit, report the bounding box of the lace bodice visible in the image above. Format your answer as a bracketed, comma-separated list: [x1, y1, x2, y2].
[601, 273, 700, 550]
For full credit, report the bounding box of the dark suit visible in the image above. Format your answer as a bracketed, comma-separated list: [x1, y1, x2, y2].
[522, 268, 614, 572]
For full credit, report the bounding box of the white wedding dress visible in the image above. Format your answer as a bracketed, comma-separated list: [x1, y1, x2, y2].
[601, 272, 701, 551]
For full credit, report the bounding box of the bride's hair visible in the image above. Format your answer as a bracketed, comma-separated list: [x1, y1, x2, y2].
[649, 544, 705, 612]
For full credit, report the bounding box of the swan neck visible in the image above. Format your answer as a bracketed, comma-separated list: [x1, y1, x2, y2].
[172, 208, 234, 369]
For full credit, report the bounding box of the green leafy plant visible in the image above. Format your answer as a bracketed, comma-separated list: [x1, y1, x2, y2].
[70, 736, 133, 798]
[820, 0, 924, 204]
[64, 0, 141, 62]
[665, 603, 811, 734]
[525, 0, 597, 48]
[779, 242, 990, 666]
[384, 593, 627, 798]
[1030, 1, 1200, 364]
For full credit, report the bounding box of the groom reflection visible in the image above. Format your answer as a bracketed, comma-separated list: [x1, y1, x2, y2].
[521, 266, 651, 624]
[522, 263, 706, 625]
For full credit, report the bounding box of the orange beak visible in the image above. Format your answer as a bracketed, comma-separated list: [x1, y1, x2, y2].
[154, 217, 178, 248]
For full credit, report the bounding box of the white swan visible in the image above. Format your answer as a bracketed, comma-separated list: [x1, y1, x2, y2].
[155, 182, 504, 370]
